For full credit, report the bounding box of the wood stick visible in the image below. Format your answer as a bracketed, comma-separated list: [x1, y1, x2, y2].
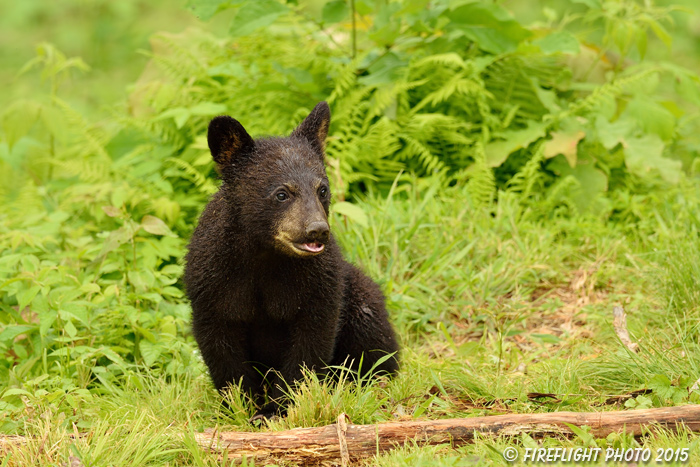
[613, 306, 639, 352]
[335, 413, 350, 467]
[196, 405, 700, 464]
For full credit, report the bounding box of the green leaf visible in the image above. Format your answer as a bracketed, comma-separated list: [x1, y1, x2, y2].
[2, 388, 33, 398]
[207, 62, 246, 78]
[17, 285, 41, 311]
[358, 52, 407, 86]
[543, 129, 586, 167]
[548, 154, 608, 213]
[230, 0, 289, 37]
[332, 201, 369, 228]
[80, 283, 101, 295]
[612, 21, 636, 56]
[572, 0, 601, 8]
[595, 116, 635, 150]
[31, 294, 49, 314]
[188, 102, 228, 115]
[624, 97, 675, 141]
[675, 71, 700, 107]
[636, 26, 648, 59]
[186, 0, 236, 20]
[354, 0, 372, 15]
[368, 2, 402, 47]
[95, 227, 132, 260]
[322, 0, 349, 24]
[98, 348, 127, 369]
[154, 108, 191, 129]
[61, 304, 89, 326]
[625, 394, 653, 409]
[648, 374, 673, 399]
[128, 270, 155, 291]
[562, 422, 594, 445]
[39, 309, 57, 337]
[154, 101, 226, 128]
[2, 100, 42, 150]
[21, 255, 40, 273]
[0, 325, 35, 344]
[623, 134, 681, 184]
[102, 206, 121, 218]
[445, 3, 531, 54]
[485, 122, 547, 167]
[159, 318, 178, 337]
[141, 215, 175, 237]
[162, 286, 184, 298]
[533, 30, 580, 55]
[644, 18, 672, 48]
[140, 340, 162, 367]
[64, 320, 78, 338]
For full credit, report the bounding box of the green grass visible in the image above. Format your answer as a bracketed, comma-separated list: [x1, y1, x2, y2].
[3, 178, 700, 465]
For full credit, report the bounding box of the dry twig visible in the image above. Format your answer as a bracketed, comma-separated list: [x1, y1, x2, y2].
[613, 306, 639, 352]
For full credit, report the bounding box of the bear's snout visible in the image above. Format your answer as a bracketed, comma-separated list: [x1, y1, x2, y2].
[305, 221, 329, 243]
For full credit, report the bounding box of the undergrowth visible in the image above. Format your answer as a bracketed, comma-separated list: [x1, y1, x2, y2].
[2, 0, 700, 465]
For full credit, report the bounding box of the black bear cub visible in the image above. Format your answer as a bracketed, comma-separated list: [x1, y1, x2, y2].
[184, 102, 399, 418]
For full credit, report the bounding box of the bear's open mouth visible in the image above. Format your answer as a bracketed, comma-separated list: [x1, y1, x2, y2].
[294, 242, 325, 254]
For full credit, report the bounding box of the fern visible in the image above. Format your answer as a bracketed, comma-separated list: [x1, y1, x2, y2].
[556, 67, 661, 122]
[506, 142, 545, 199]
[484, 55, 562, 125]
[142, 32, 210, 83]
[465, 142, 496, 208]
[327, 57, 363, 106]
[53, 97, 111, 161]
[49, 158, 111, 183]
[165, 158, 217, 195]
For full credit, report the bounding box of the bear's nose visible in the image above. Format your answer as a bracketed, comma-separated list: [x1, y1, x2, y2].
[306, 221, 329, 242]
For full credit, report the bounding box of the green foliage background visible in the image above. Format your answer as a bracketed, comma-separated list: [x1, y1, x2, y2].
[2, 0, 700, 464]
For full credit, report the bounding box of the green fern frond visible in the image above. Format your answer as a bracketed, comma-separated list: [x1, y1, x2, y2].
[413, 72, 487, 112]
[48, 158, 111, 182]
[368, 79, 427, 121]
[12, 179, 43, 214]
[538, 174, 579, 216]
[484, 55, 561, 124]
[328, 58, 362, 106]
[397, 136, 446, 174]
[145, 32, 209, 82]
[165, 158, 217, 195]
[466, 142, 495, 208]
[557, 67, 661, 121]
[506, 142, 545, 198]
[413, 53, 469, 71]
[53, 97, 111, 160]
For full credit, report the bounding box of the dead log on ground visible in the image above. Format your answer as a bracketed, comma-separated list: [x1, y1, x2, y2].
[196, 405, 700, 464]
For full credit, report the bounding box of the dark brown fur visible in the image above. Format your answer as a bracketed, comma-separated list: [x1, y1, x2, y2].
[184, 102, 399, 417]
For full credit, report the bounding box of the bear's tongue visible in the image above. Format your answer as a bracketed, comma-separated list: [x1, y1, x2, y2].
[301, 242, 324, 253]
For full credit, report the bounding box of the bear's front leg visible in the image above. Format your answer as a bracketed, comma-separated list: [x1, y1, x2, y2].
[259, 313, 339, 416]
[192, 320, 262, 399]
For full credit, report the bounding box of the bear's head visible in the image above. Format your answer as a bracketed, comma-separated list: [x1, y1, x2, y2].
[207, 102, 332, 258]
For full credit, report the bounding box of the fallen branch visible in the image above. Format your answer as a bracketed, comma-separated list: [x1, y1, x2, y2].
[196, 405, 700, 464]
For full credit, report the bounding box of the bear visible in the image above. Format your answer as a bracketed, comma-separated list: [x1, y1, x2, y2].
[183, 101, 399, 418]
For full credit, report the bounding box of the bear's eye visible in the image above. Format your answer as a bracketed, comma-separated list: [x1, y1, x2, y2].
[319, 187, 328, 198]
[276, 192, 289, 202]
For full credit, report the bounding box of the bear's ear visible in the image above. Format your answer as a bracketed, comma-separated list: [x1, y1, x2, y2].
[207, 116, 255, 167]
[291, 102, 331, 154]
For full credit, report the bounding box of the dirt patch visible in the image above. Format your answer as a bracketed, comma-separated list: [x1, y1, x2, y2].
[443, 268, 613, 353]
